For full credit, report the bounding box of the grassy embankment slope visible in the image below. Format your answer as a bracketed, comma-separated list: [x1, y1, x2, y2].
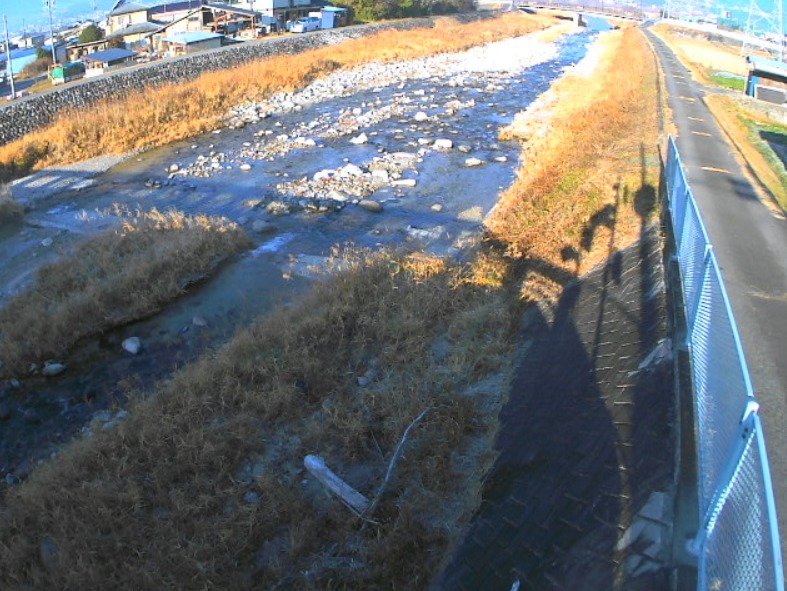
[0, 23, 660, 591]
[651, 23, 787, 209]
[0, 14, 553, 182]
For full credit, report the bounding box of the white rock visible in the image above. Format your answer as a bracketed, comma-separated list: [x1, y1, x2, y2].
[42, 361, 66, 377]
[350, 133, 368, 145]
[433, 139, 453, 150]
[239, 163, 252, 171]
[494, 156, 508, 163]
[192, 316, 208, 327]
[168, 164, 180, 173]
[252, 220, 276, 234]
[414, 111, 429, 122]
[465, 157, 485, 167]
[40, 238, 53, 247]
[313, 169, 334, 181]
[340, 163, 364, 177]
[392, 179, 417, 188]
[431, 203, 444, 212]
[458, 145, 472, 153]
[122, 337, 142, 355]
[327, 190, 348, 202]
[358, 199, 383, 213]
[371, 169, 390, 184]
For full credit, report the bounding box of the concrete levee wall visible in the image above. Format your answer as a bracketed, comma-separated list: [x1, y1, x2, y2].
[0, 19, 433, 147]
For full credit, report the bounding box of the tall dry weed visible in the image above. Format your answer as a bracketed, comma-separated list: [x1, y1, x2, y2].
[487, 27, 659, 292]
[0, 183, 23, 224]
[0, 208, 250, 376]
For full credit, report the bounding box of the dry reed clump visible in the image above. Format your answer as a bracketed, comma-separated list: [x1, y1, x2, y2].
[0, 13, 552, 181]
[0, 183, 23, 225]
[487, 27, 660, 298]
[0, 207, 251, 377]
[0, 250, 520, 589]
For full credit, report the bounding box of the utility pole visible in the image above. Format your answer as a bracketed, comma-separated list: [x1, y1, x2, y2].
[3, 14, 16, 99]
[742, 0, 784, 61]
[44, 0, 57, 65]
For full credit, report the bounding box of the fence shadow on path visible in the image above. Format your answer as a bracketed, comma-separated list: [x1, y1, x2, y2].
[437, 150, 675, 591]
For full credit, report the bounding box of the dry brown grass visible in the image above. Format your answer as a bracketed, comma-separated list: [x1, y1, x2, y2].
[0, 13, 552, 181]
[0, 25, 661, 590]
[0, 207, 251, 377]
[0, 183, 23, 225]
[488, 27, 660, 299]
[0, 250, 520, 590]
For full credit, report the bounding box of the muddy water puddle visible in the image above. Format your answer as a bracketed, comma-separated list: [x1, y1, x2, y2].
[0, 30, 596, 483]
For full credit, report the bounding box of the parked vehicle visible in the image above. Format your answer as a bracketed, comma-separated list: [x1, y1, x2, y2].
[49, 61, 86, 85]
[290, 17, 320, 33]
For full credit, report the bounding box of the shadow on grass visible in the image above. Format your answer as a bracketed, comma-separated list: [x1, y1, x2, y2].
[438, 152, 673, 590]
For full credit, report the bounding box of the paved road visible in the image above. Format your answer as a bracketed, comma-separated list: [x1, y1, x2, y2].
[645, 29, 787, 566]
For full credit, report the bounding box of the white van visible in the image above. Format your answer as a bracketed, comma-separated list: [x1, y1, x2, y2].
[290, 16, 320, 33]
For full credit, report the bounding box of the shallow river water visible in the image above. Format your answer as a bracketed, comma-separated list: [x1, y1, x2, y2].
[0, 27, 601, 484]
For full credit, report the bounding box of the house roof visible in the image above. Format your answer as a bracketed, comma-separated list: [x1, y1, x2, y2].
[746, 56, 787, 80]
[163, 31, 223, 44]
[321, 6, 348, 11]
[83, 48, 138, 63]
[107, 22, 163, 38]
[109, 2, 150, 16]
[206, 3, 260, 17]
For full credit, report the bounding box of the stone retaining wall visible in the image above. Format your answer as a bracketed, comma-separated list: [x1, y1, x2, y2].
[0, 19, 434, 146]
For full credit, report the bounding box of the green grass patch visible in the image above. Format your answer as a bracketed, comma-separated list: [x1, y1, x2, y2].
[708, 71, 745, 92]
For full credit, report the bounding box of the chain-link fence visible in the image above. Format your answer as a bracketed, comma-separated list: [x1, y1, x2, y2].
[665, 136, 783, 590]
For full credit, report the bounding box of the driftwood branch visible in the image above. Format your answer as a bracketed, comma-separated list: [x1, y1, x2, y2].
[365, 407, 431, 518]
[303, 407, 431, 523]
[304, 454, 371, 515]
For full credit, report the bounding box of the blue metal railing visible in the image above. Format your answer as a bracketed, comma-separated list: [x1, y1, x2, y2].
[665, 136, 784, 590]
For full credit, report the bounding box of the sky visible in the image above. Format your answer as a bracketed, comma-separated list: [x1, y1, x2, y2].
[0, 0, 783, 37]
[0, 0, 117, 36]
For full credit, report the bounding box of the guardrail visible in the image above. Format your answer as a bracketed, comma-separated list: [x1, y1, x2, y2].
[664, 136, 784, 590]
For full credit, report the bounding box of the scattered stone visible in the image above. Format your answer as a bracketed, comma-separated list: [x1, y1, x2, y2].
[339, 163, 364, 177]
[122, 337, 142, 355]
[239, 163, 252, 171]
[464, 157, 485, 167]
[192, 316, 208, 327]
[358, 199, 383, 213]
[392, 179, 417, 188]
[414, 111, 429, 122]
[168, 164, 180, 173]
[252, 220, 276, 234]
[40, 238, 53, 247]
[371, 169, 390, 184]
[494, 156, 508, 163]
[433, 139, 453, 150]
[431, 203, 444, 212]
[266, 201, 291, 216]
[458, 145, 473, 153]
[0, 402, 11, 421]
[41, 361, 66, 377]
[350, 133, 368, 145]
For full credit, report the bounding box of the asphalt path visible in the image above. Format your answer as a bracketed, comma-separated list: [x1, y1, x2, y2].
[645, 29, 787, 566]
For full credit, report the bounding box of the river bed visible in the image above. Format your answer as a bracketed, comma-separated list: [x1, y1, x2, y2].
[0, 26, 602, 486]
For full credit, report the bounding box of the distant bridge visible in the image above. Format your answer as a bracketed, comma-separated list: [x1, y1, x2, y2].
[515, 1, 646, 23]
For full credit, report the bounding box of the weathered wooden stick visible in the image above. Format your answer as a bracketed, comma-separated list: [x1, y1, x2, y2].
[365, 407, 431, 518]
[304, 454, 371, 515]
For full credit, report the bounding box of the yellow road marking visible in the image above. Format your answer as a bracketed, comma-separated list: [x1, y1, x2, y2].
[700, 166, 731, 174]
[692, 131, 712, 137]
[750, 291, 787, 302]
